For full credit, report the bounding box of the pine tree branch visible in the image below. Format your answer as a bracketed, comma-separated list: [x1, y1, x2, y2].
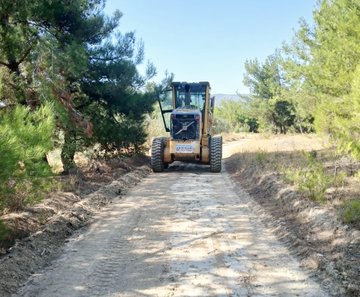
[17, 36, 38, 66]
[0, 61, 11, 68]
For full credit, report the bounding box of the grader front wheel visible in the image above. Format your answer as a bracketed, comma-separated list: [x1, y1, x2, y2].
[210, 136, 222, 173]
[151, 137, 166, 172]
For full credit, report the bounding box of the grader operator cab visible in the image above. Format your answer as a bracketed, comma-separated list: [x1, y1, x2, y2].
[151, 81, 222, 172]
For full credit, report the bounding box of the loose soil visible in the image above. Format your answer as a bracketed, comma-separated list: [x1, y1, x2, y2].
[0, 154, 151, 296]
[0, 134, 358, 297]
[224, 133, 360, 296]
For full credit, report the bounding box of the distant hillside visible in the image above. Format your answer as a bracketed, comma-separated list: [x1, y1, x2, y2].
[212, 94, 250, 106]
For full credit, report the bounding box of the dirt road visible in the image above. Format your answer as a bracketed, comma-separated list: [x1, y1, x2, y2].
[16, 146, 329, 296]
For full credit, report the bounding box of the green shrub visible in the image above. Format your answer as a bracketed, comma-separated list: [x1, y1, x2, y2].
[0, 104, 55, 212]
[283, 152, 340, 202]
[255, 151, 267, 164]
[299, 167, 331, 202]
[340, 199, 360, 225]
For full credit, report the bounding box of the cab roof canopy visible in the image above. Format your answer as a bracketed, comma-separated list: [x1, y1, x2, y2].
[171, 81, 211, 92]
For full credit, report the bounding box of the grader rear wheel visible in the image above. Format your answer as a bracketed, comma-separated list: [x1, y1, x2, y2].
[210, 136, 222, 172]
[151, 137, 166, 172]
[160, 137, 169, 169]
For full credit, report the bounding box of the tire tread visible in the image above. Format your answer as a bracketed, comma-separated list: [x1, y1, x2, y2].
[151, 138, 165, 172]
[210, 136, 222, 173]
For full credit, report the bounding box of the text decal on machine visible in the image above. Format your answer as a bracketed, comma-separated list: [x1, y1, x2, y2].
[175, 144, 194, 154]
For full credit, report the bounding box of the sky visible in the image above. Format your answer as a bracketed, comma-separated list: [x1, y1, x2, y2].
[104, 0, 317, 94]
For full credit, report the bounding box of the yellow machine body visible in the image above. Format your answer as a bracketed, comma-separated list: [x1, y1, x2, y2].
[151, 81, 222, 172]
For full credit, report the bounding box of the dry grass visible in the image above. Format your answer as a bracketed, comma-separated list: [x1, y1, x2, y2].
[225, 133, 359, 208]
[223, 133, 327, 157]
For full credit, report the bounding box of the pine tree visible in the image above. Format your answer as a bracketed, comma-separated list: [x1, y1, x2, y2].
[0, 1, 157, 173]
[0, 104, 54, 210]
[283, 0, 360, 159]
[0, 0, 158, 209]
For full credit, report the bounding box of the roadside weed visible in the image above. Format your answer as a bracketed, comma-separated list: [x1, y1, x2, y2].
[340, 199, 360, 225]
[255, 151, 267, 164]
[283, 152, 344, 202]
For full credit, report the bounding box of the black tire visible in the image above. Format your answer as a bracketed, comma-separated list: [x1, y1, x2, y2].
[160, 137, 169, 169]
[151, 137, 165, 172]
[210, 136, 222, 173]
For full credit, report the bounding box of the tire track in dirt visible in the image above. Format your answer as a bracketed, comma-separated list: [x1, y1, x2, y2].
[84, 211, 143, 297]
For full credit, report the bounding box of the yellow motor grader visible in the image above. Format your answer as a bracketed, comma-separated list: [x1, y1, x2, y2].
[151, 81, 222, 172]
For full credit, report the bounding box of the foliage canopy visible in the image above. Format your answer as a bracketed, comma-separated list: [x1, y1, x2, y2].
[0, 0, 158, 211]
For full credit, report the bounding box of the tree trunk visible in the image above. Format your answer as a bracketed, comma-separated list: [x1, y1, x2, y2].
[61, 131, 77, 174]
